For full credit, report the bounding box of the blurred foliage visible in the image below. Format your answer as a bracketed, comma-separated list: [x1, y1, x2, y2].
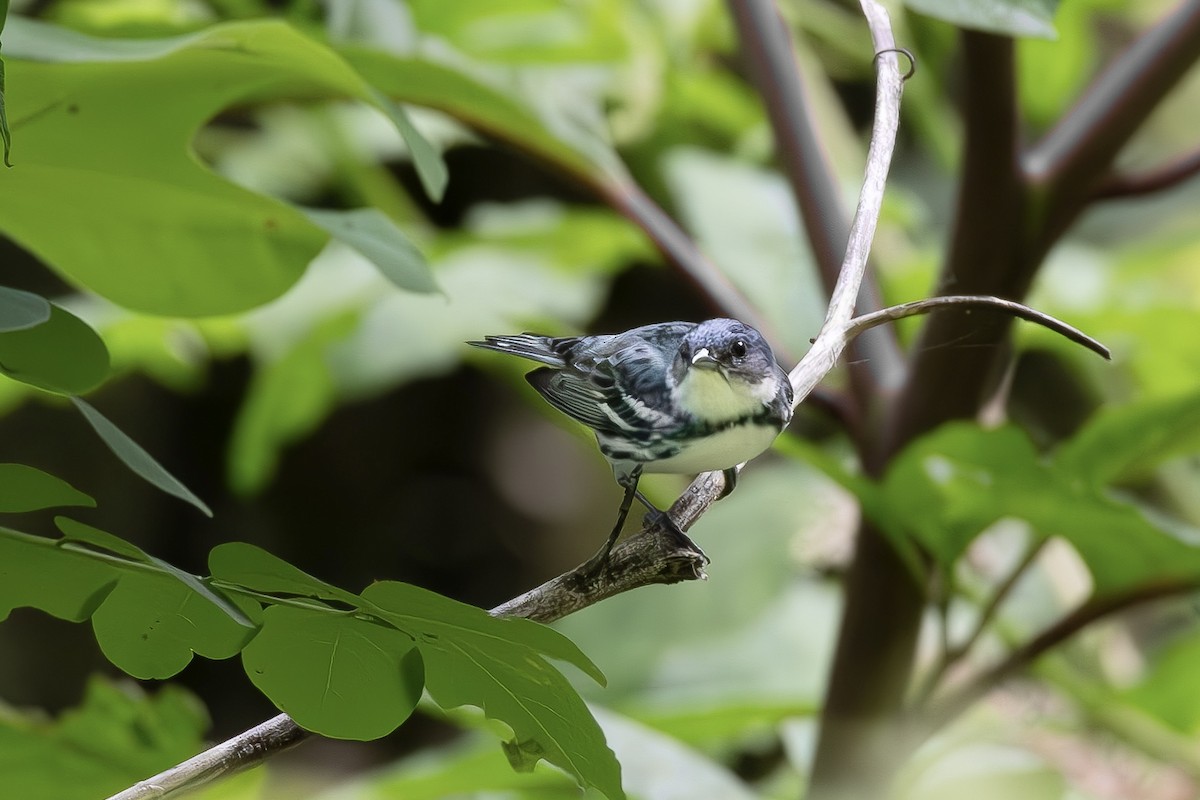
[0, 0, 1199, 798]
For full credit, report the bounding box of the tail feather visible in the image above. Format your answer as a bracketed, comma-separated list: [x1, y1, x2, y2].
[467, 333, 568, 367]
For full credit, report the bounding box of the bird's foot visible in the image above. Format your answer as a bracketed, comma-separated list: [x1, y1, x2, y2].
[643, 509, 707, 560]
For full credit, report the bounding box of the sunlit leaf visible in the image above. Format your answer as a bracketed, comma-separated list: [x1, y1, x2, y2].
[0, 463, 94, 512]
[71, 397, 212, 517]
[0, 304, 109, 394]
[0, 286, 49, 331]
[242, 604, 425, 740]
[0, 17, 446, 316]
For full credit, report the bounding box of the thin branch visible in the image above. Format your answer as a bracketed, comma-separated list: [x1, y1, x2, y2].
[913, 539, 1047, 706]
[1092, 147, 1200, 200]
[1025, 0, 1200, 250]
[843, 295, 1111, 361]
[921, 577, 1200, 733]
[725, 0, 906, 403]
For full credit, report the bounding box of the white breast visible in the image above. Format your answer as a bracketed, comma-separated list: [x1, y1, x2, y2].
[642, 422, 781, 474]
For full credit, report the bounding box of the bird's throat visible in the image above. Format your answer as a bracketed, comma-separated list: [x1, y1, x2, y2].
[675, 367, 773, 423]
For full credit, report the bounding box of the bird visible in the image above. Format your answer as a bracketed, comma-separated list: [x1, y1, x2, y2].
[469, 318, 794, 573]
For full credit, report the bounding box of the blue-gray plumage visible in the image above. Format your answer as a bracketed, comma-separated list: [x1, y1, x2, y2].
[469, 319, 793, 572]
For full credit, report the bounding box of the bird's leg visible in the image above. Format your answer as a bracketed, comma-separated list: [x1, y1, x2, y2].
[718, 466, 739, 500]
[579, 470, 640, 578]
[634, 490, 696, 550]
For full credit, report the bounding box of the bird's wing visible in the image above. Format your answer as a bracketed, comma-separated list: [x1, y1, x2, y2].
[527, 328, 688, 439]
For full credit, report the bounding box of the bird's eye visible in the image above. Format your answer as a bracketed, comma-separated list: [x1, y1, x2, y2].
[730, 340, 748, 359]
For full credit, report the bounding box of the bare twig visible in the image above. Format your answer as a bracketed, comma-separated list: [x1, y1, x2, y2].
[844, 295, 1111, 361]
[1092, 147, 1200, 200]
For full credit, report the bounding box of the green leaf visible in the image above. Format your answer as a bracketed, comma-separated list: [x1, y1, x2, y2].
[0, 677, 211, 800]
[371, 92, 448, 202]
[0, 286, 50, 331]
[90, 568, 255, 679]
[883, 423, 1200, 593]
[340, 45, 606, 183]
[57, 518, 253, 629]
[0, 524, 255, 677]
[209, 541, 360, 607]
[301, 207, 438, 295]
[0, 463, 94, 512]
[903, 0, 1060, 39]
[0, 303, 109, 394]
[242, 604, 425, 740]
[0, 18, 445, 316]
[363, 581, 623, 799]
[1055, 391, 1200, 486]
[71, 397, 212, 517]
[0, 526, 116, 623]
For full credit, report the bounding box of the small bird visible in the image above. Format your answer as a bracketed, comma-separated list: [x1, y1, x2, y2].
[470, 318, 793, 572]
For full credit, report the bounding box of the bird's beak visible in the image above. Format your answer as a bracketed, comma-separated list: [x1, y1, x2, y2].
[690, 347, 719, 368]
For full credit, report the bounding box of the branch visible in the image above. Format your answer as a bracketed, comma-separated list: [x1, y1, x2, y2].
[1025, 0, 1200, 250]
[843, 295, 1111, 361]
[725, 0, 906, 406]
[913, 539, 1046, 706]
[1092, 147, 1200, 200]
[921, 577, 1200, 733]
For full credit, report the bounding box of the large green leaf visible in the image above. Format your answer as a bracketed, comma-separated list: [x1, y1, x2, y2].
[904, 0, 1060, 39]
[0, 463, 94, 512]
[883, 423, 1200, 593]
[0, 17, 446, 316]
[0, 303, 109, 394]
[242, 605, 425, 740]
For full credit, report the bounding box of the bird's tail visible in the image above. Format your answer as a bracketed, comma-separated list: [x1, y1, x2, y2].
[467, 333, 570, 367]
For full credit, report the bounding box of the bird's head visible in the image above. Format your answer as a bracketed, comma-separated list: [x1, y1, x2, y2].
[672, 319, 782, 419]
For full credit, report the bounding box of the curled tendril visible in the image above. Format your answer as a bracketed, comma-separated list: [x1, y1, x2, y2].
[873, 46, 917, 80]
